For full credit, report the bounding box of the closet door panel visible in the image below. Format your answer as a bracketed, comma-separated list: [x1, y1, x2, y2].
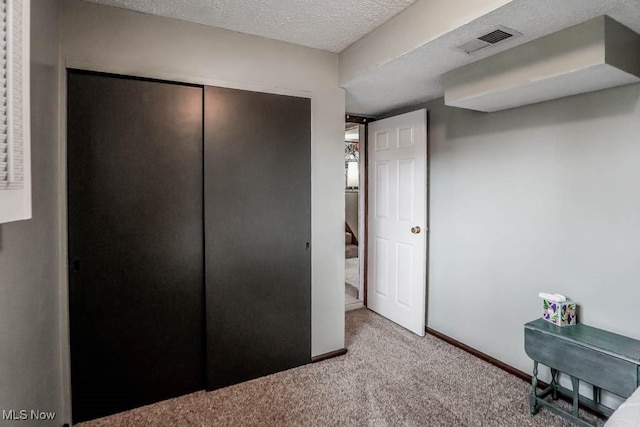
[68, 71, 205, 423]
[204, 86, 311, 389]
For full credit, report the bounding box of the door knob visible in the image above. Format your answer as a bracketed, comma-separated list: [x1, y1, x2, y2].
[411, 226, 421, 234]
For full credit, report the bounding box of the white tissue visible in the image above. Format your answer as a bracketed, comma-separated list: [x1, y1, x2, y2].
[538, 292, 567, 302]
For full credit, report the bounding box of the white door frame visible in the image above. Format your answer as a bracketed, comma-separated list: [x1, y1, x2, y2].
[357, 123, 367, 301]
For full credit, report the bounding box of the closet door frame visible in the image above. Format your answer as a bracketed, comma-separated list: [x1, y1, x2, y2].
[61, 68, 315, 422]
[58, 67, 316, 414]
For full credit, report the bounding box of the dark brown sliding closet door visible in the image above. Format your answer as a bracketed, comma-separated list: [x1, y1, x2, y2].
[67, 71, 205, 423]
[204, 87, 311, 389]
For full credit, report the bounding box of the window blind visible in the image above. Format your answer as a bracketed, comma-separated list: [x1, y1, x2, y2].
[0, 0, 8, 188]
[0, 0, 31, 223]
[0, 0, 25, 191]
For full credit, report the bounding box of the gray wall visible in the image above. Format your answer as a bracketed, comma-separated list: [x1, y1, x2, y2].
[0, 1, 62, 426]
[391, 82, 640, 381]
[345, 191, 358, 241]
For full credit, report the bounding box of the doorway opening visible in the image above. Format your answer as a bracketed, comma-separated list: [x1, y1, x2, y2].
[345, 119, 365, 311]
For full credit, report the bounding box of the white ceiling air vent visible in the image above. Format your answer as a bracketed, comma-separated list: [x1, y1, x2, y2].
[455, 26, 522, 54]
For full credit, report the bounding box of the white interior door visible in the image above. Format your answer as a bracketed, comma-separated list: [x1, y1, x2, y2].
[367, 109, 427, 336]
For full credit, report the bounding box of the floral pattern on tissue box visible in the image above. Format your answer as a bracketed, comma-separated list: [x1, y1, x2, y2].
[543, 299, 576, 326]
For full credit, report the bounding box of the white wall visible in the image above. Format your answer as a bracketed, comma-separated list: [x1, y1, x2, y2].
[345, 191, 359, 241]
[0, 0, 62, 425]
[389, 83, 640, 384]
[59, 0, 345, 365]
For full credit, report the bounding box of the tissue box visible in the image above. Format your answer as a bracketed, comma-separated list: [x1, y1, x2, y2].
[543, 299, 576, 326]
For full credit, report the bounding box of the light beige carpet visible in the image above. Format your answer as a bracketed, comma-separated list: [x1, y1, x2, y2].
[79, 309, 604, 426]
[345, 290, 361, 310]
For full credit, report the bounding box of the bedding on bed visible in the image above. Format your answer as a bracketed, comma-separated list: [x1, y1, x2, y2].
[606, 387, 640, 427]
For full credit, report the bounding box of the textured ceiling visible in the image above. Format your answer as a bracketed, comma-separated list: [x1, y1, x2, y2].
[84, 0, 416, 53]
[343, 0, 640, 116]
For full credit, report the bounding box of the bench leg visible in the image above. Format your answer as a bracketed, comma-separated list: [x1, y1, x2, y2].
[531, 361, 539, 415]
[551, 368, 559, 400]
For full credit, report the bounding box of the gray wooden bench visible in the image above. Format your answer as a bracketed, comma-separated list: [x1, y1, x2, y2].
[525, 319, 640, 426]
